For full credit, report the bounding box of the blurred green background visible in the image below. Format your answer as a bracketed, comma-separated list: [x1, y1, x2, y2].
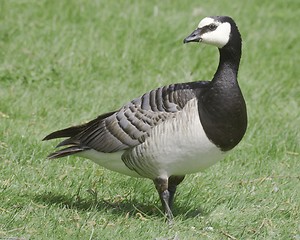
[0, 0, 299, 239]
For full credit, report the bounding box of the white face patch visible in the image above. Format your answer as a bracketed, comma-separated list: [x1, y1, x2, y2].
[198, 17, 231, 48]
[198, 17, 216, 28]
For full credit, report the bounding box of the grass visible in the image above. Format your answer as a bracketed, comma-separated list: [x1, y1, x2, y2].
[0, 0, 299, 239]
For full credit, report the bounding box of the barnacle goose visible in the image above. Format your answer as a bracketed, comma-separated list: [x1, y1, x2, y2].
[43, 16, 247, 221]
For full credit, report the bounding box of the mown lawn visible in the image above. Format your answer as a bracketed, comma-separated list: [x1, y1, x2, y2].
[0, 0, 299, 239]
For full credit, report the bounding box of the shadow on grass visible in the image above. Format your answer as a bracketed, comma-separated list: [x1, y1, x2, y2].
[34, 191, 208, 220]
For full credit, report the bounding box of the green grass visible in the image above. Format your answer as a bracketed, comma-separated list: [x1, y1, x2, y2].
[1, 0, 299, 239]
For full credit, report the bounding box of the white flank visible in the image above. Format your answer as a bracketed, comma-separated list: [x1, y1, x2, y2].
[123, 98, 226, 179]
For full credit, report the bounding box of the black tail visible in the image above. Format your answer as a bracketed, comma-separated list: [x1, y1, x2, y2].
[43, 111, 116, 159]
[43, 111, 115, 141]
[43, 122, 92, 159]
[47, 146, 89, 159]
[43, 124, 87, 141]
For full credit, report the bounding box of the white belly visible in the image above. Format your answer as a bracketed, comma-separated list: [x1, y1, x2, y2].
[77, 150, 141, 178]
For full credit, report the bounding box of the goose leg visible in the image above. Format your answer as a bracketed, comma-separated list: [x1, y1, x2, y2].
[153, 178, 174, 222]
[168, 175, 185, 210]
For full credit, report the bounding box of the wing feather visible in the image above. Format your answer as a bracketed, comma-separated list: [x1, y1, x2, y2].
[44, 82, 209, 157]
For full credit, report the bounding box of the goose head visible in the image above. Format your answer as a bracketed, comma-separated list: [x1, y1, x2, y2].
[184, 16, 241, 49]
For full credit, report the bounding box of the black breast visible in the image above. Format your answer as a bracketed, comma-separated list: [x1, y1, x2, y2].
[197, 80, 247, 151]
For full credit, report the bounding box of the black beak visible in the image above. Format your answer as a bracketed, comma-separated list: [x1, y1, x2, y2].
[183, 28, 202, 44]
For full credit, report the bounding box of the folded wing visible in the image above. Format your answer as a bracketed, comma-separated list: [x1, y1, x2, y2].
[43, 82, 208, 158]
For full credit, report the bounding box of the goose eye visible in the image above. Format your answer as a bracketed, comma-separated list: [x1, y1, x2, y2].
[208, 24, 217, 31]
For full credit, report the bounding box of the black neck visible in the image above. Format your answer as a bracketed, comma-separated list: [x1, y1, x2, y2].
[197, 40, 247, 151]
[212, 46, 241, 84]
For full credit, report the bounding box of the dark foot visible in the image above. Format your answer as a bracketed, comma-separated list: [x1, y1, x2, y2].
[168, 175, 185, 209]
[153, 175, 185, 224]
[153, 178, 173, 222]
